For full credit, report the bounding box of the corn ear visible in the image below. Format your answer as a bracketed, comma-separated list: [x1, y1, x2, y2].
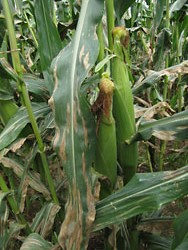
[112, 27, 138, 183]
[93, 77, 117, 188]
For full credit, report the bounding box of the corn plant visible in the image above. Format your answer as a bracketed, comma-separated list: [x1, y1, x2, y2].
[0, 0, 188, 249]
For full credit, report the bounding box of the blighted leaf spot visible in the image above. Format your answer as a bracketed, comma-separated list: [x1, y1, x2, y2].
[53, 127, 61, 150]
[153, 130, 176, 140]
[48, 96, 54, 110]
[82, 118, 88, 147]
[53, 62, 59, 94]
[73, 102, 78, 132]
[59, 131, 67, 162]
[94, 26, 98, 40]
[79, 46, 90, 70]
[82, 153, 96, 224]
[66, 103, 71, 130]
[79, 45, 85, 63]
[83, 52, 90, 70]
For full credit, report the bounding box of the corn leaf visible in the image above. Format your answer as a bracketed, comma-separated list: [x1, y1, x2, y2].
[170, 0, 187, 17]
[141, 233, 171, 250]
[132, 60, 188, 94]
[0, 18, 6, 48]
[0, 197, 9, 241]
[172, 209, 188, 249]
[132, 109, 188, 142]
[34, 0, 61, 71]
[153, 0, 166, 31]
[0, 157, 51, 200]
[31, 202, 60, 238]
[94, 165, 188, 231]
[114, 0, 136, 20]
[0, 102, 50, 150]
[20, 233, 53, 250]
[0, 191, 10, 205]
[34, 0, 62, 94]
[153, 29, 171, 70]
[50, 0, 103, 248]
[0, 222, 25, 250]
[24, 75, 49, 99]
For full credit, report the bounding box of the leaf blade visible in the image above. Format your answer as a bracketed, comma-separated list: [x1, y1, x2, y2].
[94, 166, 188, 231]
[50, 0, 103, 248]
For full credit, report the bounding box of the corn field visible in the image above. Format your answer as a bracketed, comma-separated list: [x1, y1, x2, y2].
[0, 0, 188, 249]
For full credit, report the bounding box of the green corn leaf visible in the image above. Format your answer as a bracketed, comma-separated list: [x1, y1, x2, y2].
[50, 0, 103, 248]
[31, 202, 60, 238]
[24, 75, 49, 99]
[153, 0, 166, 31]
[170, 0, 187, 17]
[153, 29, 171, 70]
[141, 233, 171, 250]
[172, 209, 188, 249]
[94, 165, 188, 231]
[34, 0, 62, 94]
[114, 0, 136, 21]
[0, 57, 22, 82]
[0, 100, 18, 126]
[20, 233, 53, 250]
[132, 60, 188, 95]
[34, 0, 61, 71]
[0, 17, 6, 48]
[132, 109, 188, 142]
[0, 191, 10, 205]
[95, 54, 116, 73]
[0, 102, 50, 150]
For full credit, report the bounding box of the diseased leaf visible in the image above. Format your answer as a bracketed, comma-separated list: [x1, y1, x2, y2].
[50, 0, 103, 248]
[94, 165, 188, 231]
[20, 233, 53, 250]
[132, 109, 188, 142]
[0, 222, 25, 250]
[0, 157, 51, 200]
[132, 60, 188, 94]
[0, 197, 9, 243]
[0, 57, 21, 82]
[0, 102, 51, 150]
[31, 202, 60, 238]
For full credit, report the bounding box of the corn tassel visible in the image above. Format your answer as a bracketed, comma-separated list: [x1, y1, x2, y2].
[112, 27, 138, 183]
[93, 77, 117, 191]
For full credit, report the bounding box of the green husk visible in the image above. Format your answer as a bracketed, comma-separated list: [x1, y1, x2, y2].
[112, 27, 138, 183]
[94, 77, 117, 190]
